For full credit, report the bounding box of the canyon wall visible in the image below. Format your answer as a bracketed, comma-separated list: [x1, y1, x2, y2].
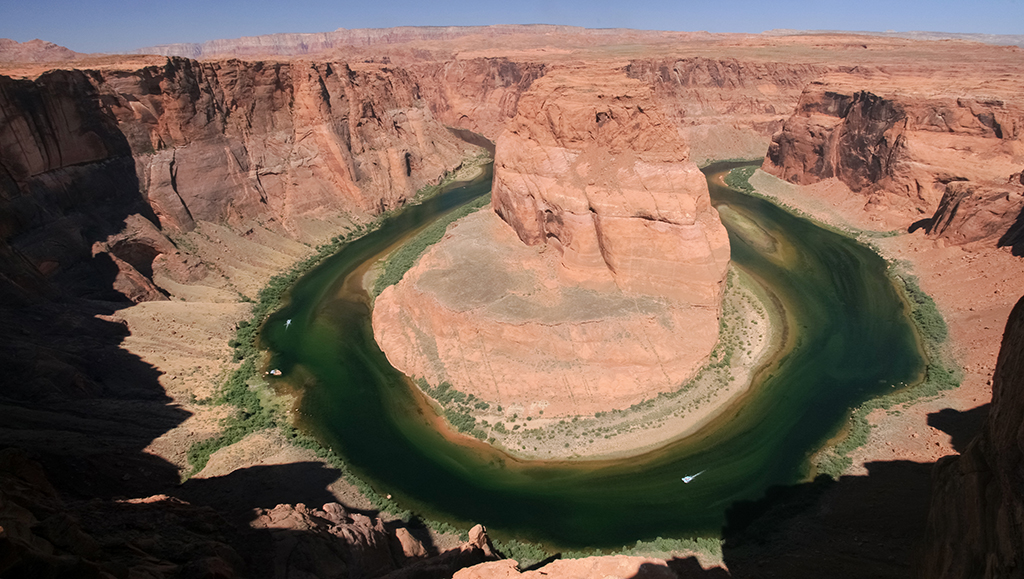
[412, 58, 547, 140]
[922, 295, 1024, 579]
[0, 58, 474, 302]
[763, 72, 1024, 217]
[625, 57, 828, 163]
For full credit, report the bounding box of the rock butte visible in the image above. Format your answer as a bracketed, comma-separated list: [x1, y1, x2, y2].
[373, 65, 729, 417]
[1, 29, 1024, 578]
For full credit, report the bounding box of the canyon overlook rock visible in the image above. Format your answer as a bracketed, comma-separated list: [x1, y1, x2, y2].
[373, 66, 730, 418]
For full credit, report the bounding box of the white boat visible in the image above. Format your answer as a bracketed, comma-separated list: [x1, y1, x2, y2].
[285, 319, 292, 329]
[681, 470, 705, 483]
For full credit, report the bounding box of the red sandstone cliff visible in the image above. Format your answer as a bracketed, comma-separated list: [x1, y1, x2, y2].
[926, 175, 1024, 251]
[412, 58, 547, 140]
[373, 65, 730, 418]
[764, 72, 1024, 217]
[625, 57, 828, 162]
[922, 295, 1024, 578]
[492, 65, 730, 304]
[0, 58, 474, 302]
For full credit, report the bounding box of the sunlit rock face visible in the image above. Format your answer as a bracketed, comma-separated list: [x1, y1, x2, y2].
[763, 72, 1024, 217]
[374, 66, 730, 417]
[492, 65, 730, 305]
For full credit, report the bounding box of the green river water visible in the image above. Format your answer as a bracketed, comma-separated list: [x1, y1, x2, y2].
[261, 161, 925, 549]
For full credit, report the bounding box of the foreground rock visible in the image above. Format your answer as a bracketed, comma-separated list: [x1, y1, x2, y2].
[454, 555, 679, 579]
[926, 174, 1024, 251]
[922, 295, 1024, 578]
[374, 65, 729, 418]
[0, 447, 498, 579]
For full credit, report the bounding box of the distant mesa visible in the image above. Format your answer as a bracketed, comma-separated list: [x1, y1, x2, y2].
[0, 38, 83, 62]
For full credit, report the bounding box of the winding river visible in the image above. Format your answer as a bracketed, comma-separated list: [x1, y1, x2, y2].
[261, 161, 925, 549]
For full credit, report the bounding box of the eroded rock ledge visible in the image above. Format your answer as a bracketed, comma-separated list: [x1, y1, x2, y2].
[373, 66, 729, 418]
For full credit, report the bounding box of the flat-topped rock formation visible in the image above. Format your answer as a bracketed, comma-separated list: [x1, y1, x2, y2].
[373, 65, 729, 417]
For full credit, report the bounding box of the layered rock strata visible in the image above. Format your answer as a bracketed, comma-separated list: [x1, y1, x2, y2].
[374, 66, 729, 417]
[0, 58, 474, 302]
[412, 58, 547, 140]
[764, 72, 1024, 217]
[492, 66, 730, 304]
[625, 57, 828, 163]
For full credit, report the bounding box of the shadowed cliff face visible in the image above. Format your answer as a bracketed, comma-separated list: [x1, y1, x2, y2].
[921, 295, 1024, 579]
[0, 56, 478, 577]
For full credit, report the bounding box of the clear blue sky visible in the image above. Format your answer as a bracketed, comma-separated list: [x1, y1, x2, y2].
[1, 0, 1021, 54]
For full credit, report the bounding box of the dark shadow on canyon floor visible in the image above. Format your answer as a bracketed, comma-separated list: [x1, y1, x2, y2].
[623, 460, 939, 578]
[928, 404, 990, 453]
[176, 462, 345, 517]
[720, 461, 934, 578]
[998, 205, 1024, 256]
[908, 218, 933, 234]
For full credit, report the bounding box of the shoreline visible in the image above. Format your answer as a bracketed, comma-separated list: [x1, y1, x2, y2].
[118, 153, 1023, 560]
[462, 265, 787, 460]
[740, 167, 1024, 475]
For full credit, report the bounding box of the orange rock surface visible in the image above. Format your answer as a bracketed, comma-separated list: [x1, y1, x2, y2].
[764, 71, 1024, 216]
[374, 65, 729, 417]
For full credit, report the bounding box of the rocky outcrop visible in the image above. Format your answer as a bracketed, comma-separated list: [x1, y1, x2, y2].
[764, 72, 1024, 216]
[921, 295, 1024, 578]
[0, 447, 498, 579]
[251, 503, 497, 579]
[492, 65, 729, 304]
[926, 176, 1024, 251]
[0, 448, 245, 579]
[0, 58, 474, 302]
[374, 66, 729, 418]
